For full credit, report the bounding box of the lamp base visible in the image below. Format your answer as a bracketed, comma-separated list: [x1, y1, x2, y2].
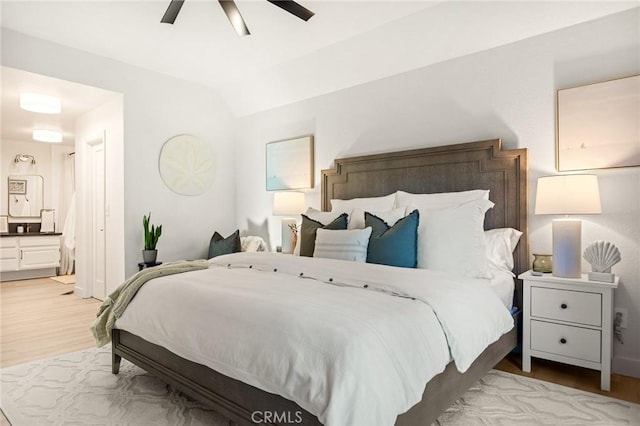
[552, 219, 582, 278]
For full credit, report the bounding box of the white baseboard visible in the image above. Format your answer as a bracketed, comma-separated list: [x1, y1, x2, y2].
[613, 356, 640, 379]
[74, 284, 86, 298]
[0, 268, 57, 281]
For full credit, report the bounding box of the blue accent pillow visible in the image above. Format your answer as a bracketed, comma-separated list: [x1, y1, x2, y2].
[365, 209, 419, 268]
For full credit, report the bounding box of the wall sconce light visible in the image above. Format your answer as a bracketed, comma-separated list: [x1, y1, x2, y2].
[14, 154, 36, 165]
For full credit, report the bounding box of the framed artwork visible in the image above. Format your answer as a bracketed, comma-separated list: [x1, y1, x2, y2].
[8, 179, 27, 194]
[557, 74, 640, 171]
[266, 135, 314, 191]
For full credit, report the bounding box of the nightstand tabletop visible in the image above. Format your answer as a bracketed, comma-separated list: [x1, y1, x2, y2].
[518, 270, 619, 289]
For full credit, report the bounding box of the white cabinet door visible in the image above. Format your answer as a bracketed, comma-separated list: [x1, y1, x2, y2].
[0, 238, 20, 272]
[20, 247, 60, 270]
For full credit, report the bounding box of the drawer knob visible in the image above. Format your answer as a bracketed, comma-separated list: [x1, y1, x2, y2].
[560, 303, 568, 309]
[560, 338, 567, 344]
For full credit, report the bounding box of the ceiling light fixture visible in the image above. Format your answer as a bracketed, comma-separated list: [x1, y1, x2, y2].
[33, 129, 63, 143]
[20, 93, 62, 114]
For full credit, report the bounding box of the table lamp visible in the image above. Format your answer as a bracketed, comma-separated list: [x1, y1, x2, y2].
[273, 191, 305, 254]
[535, 175, 601, 278]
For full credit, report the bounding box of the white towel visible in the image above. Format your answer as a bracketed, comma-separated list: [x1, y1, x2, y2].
[64, 192, 76, 250]
[59, 192, 76, 275]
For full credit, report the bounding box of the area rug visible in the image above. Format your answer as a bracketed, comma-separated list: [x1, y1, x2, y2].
[1, 346, 638, 426]
[49, 274, 75, 284]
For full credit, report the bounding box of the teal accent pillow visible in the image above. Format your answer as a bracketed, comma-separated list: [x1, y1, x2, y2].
[299, 213, 348, 257]
[366, 209, 419, 268]
[208, 230, 241, 259]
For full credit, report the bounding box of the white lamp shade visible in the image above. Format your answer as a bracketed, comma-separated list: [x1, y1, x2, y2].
[535, 175, 602, 215]
[273, 192, 305, 216]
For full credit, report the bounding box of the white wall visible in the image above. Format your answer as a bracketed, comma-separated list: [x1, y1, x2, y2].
[2, 28, 236, 281]
[234, 9, 640, 377]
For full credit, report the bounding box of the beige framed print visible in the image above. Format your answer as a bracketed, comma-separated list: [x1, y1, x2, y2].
[266, 135, 314, 191]
[557, 74, 640, 171]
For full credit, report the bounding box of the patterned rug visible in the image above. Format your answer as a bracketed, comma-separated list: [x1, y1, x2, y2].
[1, 346, 638, 425]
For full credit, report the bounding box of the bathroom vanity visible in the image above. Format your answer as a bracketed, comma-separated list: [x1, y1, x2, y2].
[1, 174, 62, 281]
[0, 234, 62, 280]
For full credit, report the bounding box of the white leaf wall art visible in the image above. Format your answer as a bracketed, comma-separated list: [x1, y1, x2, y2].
[159, 135, 216, 196]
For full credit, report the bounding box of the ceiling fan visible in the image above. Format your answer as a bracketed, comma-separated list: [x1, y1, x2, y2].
[161, 0, 315, 36]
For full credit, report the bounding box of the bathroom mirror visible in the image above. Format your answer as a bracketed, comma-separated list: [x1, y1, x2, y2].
[8, 175, 44, 217]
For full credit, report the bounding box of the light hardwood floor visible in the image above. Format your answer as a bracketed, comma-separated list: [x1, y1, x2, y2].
[1, 277, 101, 368]
[1, 277, 638, 425]
[495, 352, 640, 404]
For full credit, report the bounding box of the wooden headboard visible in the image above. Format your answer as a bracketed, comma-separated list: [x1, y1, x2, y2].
[321, 139, 529, 278]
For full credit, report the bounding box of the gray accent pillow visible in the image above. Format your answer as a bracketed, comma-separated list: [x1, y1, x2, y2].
[299, 213, 348, 257]
[208, 230, 241, 259]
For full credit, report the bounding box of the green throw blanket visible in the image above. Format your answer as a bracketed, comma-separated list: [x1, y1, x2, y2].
[90, 259, 210, 347]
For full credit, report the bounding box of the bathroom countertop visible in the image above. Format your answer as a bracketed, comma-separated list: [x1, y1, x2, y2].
[0, 232, 62, 237]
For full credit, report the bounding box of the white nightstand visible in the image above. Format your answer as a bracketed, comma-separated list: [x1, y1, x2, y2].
[519, 270, 619, 391]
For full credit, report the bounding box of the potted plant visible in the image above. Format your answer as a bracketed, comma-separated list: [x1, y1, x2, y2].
[143, 212, 162, 264]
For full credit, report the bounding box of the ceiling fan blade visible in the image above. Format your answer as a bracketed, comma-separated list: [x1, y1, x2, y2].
[266, 0, 314, 21]
[219, 0, 251, 36]
[161, 0, 185, 24]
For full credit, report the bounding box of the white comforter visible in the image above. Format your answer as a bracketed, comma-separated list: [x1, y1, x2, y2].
[116, 252, 513, 426]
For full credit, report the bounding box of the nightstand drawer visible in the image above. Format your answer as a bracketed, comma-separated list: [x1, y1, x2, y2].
[530, 320, 601, 363]
[531, 287, 601, 326]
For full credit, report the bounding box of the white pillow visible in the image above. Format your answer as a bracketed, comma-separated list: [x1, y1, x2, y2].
[396, 189, 489, 211]
[304, 207, 346, 224]
[330, 193, 396, 213]
[348, 207, 406, 229]
[416, 198, 494, 278]
[313, 228, 372, 263]
[485, 228, 523, 275]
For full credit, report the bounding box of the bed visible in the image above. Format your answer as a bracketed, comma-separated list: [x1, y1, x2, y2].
[111, 138, 528, 425]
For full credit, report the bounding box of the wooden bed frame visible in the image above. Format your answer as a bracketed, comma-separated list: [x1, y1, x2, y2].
[113, 139, 528, 425]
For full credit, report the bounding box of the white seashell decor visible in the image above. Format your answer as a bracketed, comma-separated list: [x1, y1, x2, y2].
[583, 240, 621, 273]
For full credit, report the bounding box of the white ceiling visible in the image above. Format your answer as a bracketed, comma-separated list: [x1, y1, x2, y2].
[1, 67, 119, 144]
[1, 0, 637, 132]
[0, 1, 438, 88]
